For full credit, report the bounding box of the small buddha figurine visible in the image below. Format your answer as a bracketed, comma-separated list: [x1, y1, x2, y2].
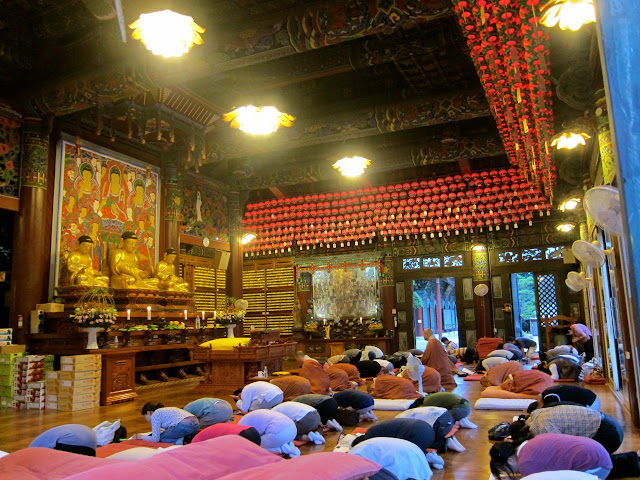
[110, 231, 158, 289]
[155, 248, 190, 292]
[66, 235, 109, 287]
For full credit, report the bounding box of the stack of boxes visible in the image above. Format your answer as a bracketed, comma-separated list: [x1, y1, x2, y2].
[13, 355, 54, 409]
[0, 328, 12, 346]
[54, 354, 101, 411]
[0, 351, 22, 407]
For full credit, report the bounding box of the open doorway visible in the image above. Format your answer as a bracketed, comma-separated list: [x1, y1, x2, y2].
[413, 278, 459, 351]
[511, 272, 539, 347]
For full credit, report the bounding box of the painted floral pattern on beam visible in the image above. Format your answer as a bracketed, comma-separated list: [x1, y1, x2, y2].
[0, 115, 20, 198]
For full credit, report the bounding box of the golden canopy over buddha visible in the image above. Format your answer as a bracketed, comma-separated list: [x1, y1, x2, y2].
[66, 235, 110, 287]
[110, 231, 159, 289]
[155, 248, 190, 292]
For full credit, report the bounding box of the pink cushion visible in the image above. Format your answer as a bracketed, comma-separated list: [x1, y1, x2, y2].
[481, 385, 538, 400]
[65, 437, 283, 480]
[0, 448, 122, 480]
[97, 439, 173, 458]
[217, 452, 381, 480]
[463, 374, 484, 381]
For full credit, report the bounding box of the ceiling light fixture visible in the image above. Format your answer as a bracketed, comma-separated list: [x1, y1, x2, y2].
[332, 156, 371, 177]
[556, 222, 576, 233]
[223, 106, 295, 135]
[241, 233, 257, 245]
[129, 10, 205, 58]
[551, 131, 591, 150]
[541, 0, 596, 31]
[558, 197, 582, 212]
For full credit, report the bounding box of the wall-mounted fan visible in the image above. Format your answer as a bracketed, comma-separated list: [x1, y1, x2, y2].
[571, 240, 613, 268]
[405, 354, 425, 395]
[584, 186, 624, 236]
[565, 271, 591, 292]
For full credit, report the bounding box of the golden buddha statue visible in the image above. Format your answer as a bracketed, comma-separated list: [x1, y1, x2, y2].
[110, 231, 159, 289]
[66, 235, 110, 287]
[155, 248, 190, 292]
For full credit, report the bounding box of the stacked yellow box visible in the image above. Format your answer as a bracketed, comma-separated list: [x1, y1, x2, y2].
[44, 371, 59, 410]
[0, 352, 23, 407]
[57, 355, 101, 411]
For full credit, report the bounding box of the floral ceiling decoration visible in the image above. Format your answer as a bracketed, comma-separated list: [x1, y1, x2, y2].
[453, 0, 555, 198]
[243, 169, 551, 254]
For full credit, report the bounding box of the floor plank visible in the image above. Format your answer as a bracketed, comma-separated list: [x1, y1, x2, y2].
[1, 373, 638, 479]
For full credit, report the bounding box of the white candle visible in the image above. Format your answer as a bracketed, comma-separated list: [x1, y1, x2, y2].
[184, 309, 187, 320]
[359, 317, 363, 325]
[147, 306, 151, 321]
[126, 309, 131, 321]
[323, 319, 326, 325]
[202, 311, 205, 321]
[213, 310, 217, 319]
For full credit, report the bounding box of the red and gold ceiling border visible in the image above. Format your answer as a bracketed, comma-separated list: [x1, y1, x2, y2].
[453, 0, 555, 197]
[242, 169, 551, 254]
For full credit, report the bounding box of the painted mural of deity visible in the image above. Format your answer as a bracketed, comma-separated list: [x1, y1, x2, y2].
[58, 141, 159, 285]
[180, 179, 229, 242]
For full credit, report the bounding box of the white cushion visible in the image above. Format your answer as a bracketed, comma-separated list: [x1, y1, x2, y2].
[373, 399, 417, 411]
[474, 398, 536, 410]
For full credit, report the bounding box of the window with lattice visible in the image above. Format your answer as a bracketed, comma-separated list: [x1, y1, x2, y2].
[243, 260, 295, 335]
[498, 251, 519, 263]
[444, 254, 464, 267]
[522, 248, 543, 261]
[402, 258, 421, 270]
[536, 274, 559, 318]
[423, 257, 441, 268]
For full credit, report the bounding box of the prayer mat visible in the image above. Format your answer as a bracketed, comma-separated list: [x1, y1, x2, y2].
[463, 374, 484, 381]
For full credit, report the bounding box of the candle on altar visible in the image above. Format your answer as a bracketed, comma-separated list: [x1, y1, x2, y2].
[126, 309, 131, 321]
[213, 310, 217, 319]
[184, 310, 187, 320]
[323, 319, 326, 325]
[359, 317, 363, 325]
[147, 306, 151, 321]
[202, 311, 205, 320]
[394, 317, 398, 328]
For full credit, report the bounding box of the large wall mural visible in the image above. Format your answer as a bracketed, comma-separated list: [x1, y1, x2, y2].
[0, 113, 21, 199]
[55, 140, 159, 285]
[180, 177, 229, 242]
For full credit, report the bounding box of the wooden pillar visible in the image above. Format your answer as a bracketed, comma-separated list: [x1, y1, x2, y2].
[435, 278, 443, 337]
[381, 255, 396, 331]
[226, 191, 243, 335]
[163, 159, 181, 262]
[472, 244, 493, 338]
[10, 117, 52, 344]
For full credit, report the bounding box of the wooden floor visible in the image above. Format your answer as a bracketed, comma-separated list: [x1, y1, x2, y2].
[1, 374, 639, 479]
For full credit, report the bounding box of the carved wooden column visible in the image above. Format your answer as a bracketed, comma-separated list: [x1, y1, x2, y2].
[163, 159, 181, 263]
[10, 117, 52, 344]
[472, 244, 493, 339]
[595, 94, 616, 185]
[381, 255, 397, 351]
[226, 190, 243, 335]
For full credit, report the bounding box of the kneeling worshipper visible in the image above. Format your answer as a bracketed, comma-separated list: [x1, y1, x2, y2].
[330, 362, 365, 385]
[570, 322, 595, 360]
[351, 418, 443, 471]
[29, 424, 97, 456]
[480, 361, 524, 387]
[422, 392, 476, 429]
[537, 385, 600, 410]
[500, 370, 555, 397]
[513, 404, 623, 454]
[386, 352, 409, 369]
[516, 337, 538, 356]
[357, 359, 383, 378]
[490, 434, 613, 479]
[375, 358, 395, 374]
[370, 374, 422, 400]
[334, 389, 378, 422]
[326, 365, 355, 391]
[350, 437, 433, 480]
[295, 350, 319, 364]
[364, 345, 384, 359]
[537, 351, 582, 380]
[397, 407, 463, 453]
[326, 354, 350, 366]
[421, 329, 457, 389]
[135, 403, 199, 444]
[270, 375, 311, 401]
[503, 338, 524, 359]
[272, 401, 325, 444]
[476, 355, 509, 374]
[191, 423, 261, 445]
[292, 394, 341, 430]
[399, 364, 442, 394]
[300, 359, 332, 395]
[234, 381, 284, 413]
[344, 348, 364, 364]
[183, 397, 233, 428]
[237, 409, 300, 457]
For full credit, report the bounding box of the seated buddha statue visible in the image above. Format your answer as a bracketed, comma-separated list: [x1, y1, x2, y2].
[110, 231, 158, 289]
[155, 248, 190, 292]
[66, 235, 110, 287]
